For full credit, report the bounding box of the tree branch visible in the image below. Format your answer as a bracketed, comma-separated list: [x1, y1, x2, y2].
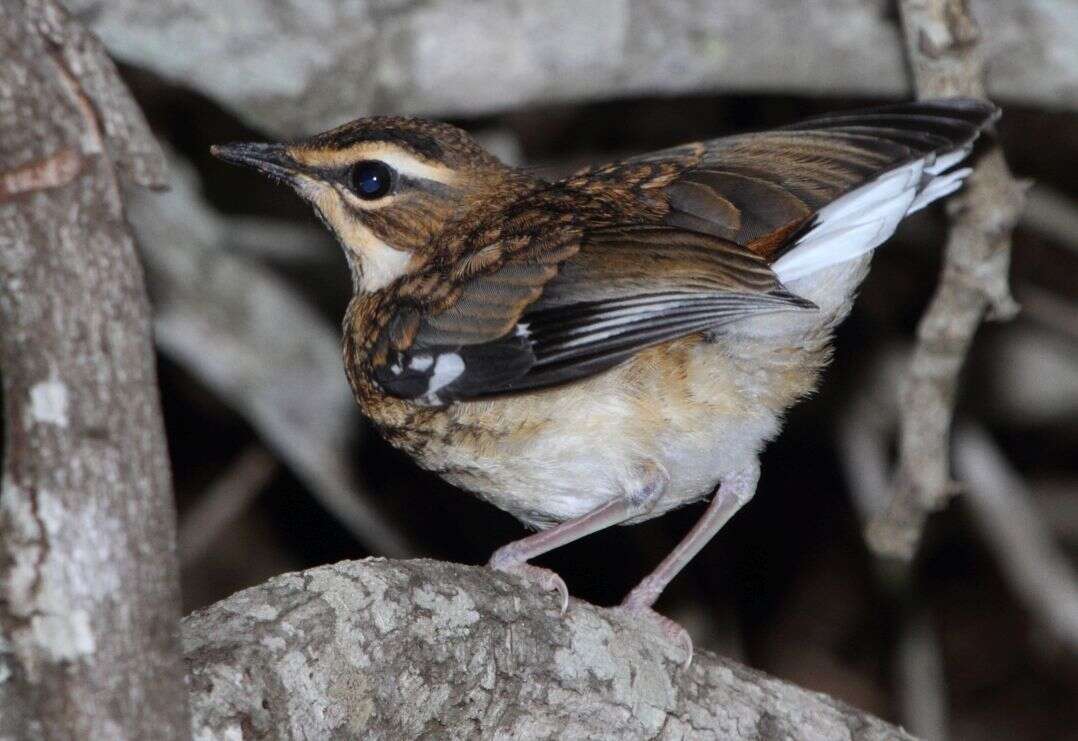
[184, 558, 916, 740]
[61, 0, 1078, 136]
[178, 445, 279, 566]
[954, 426, 1078, 652]
[866, 0, 1026, 560]
[0, 1, 188, 737]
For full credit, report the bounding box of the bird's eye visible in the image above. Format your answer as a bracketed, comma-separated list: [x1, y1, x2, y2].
[350, 160, 394, 200]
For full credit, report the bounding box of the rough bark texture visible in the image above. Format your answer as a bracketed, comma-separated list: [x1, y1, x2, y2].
[0, 1, 190, 738]
[865, 0, 1026, 559]
[184, 558, 915, 740]
[62, 0, 1078, 136]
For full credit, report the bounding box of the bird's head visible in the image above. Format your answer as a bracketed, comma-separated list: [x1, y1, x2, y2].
[212, 117, 520, 292]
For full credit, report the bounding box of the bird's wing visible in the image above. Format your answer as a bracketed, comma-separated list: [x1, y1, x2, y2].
[362, 188, 809, 404]
[364, 98, 998, 404]
[639, 97, 998, 281]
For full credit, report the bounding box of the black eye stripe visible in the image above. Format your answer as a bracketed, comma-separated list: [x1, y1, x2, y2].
[350, 160, 394, 200]
[399, 174, 459, 198]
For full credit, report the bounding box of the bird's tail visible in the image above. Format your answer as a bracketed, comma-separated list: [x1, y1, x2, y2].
[770, 98, 1000, 285]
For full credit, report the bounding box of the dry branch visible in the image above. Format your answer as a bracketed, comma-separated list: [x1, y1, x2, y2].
[837, 350, 950, 738]
[184, 558, 916, 740]
[179, 445, 279, 565]
[866, 0, 1026, 560]
[0, 1, 188, 736]
[1022, 185, 1078, 255]
[125, 156, 412, 558]
[895, 612, 948, 741]
[954, 426, 1078, 652]
[61, 0, 1078, 136]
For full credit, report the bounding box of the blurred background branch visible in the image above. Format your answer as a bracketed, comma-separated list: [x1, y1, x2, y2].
[955, 425, 1078, 653]
[65, 0, 1077, 135]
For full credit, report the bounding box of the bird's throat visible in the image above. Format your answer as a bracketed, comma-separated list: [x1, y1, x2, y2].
[351, 231, 414, 293]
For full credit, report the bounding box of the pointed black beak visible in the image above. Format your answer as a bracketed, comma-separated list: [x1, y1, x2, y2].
[210, 142, 300, 183]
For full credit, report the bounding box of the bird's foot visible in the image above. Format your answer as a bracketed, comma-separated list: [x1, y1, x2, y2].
[488, 554, 569, 615]
[614, 600, 694, 669]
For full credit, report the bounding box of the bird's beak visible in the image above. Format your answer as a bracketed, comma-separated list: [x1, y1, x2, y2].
[210, 142, 300, 184]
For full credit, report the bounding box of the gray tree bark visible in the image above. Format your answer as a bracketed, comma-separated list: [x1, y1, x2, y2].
[0, 1, 190, 737]
[62, 0, 1078, 136]
[185, 558, 915, 740]
[867, 0, 1026, 559]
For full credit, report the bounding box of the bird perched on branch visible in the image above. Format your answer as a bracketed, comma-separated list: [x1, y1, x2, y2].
[213, 98, 998, 664]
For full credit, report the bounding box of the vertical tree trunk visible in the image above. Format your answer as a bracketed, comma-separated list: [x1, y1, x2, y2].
[0, 1, 190, 737]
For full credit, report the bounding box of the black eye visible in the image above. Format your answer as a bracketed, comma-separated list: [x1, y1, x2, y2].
[350, 160, 394, 200]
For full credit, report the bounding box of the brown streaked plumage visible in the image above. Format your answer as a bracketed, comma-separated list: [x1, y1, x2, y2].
[212, 99, 999, 664]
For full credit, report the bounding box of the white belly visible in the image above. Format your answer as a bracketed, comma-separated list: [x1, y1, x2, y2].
[424, 334, 807, 530]
[417, 257, 872, 530]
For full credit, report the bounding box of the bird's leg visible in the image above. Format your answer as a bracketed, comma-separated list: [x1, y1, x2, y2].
[489, 461, 669, 614]
[619, 462, 761, 667]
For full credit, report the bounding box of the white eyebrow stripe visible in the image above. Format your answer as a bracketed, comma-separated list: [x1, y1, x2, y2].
[372, 151, 457, 185]
[293, 142, 457, 185]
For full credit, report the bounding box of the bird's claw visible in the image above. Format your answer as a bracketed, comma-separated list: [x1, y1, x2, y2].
[489, 560, 569, 615]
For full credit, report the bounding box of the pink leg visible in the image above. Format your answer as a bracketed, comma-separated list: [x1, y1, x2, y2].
[619, 464, 760, 667]
[489, 462, 668, 614]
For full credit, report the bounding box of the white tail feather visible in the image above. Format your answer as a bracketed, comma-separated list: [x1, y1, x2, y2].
[772, 150, 974, 284]
[925, 147, 970, 175]
[908, 166, 971, 213]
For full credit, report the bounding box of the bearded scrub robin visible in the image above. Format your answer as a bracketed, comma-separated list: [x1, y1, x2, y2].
[213, 98, 999, 664]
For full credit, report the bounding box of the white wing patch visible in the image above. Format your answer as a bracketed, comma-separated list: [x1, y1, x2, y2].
[771, 147, 974, 284]
[415, 352, 466, 405]
[409, 354, 434, 371]
[428, 353, 465, 393]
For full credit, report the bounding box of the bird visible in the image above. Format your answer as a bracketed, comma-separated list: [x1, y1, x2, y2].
[212, 98, 999, 664]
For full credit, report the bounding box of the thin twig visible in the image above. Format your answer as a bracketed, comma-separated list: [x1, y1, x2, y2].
[838, 354, 900, 526]
[1022, 185, 1078, 255]
[179, 445, 280, 565]
[838, 350, 951, 737]
[982, 321, 1078, 428]
[896, 610, 950, 741]
[867, 0, 1027, 560]
[954, 425, 1078, 652]
[1015, 283, 1078, 344]
[1030, 481, 1078, 544]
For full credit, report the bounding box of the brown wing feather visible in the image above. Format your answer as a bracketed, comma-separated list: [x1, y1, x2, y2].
[649, 98, 997, 259]
[355, 183, 809, 402]
[541, 225, 786, 304]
